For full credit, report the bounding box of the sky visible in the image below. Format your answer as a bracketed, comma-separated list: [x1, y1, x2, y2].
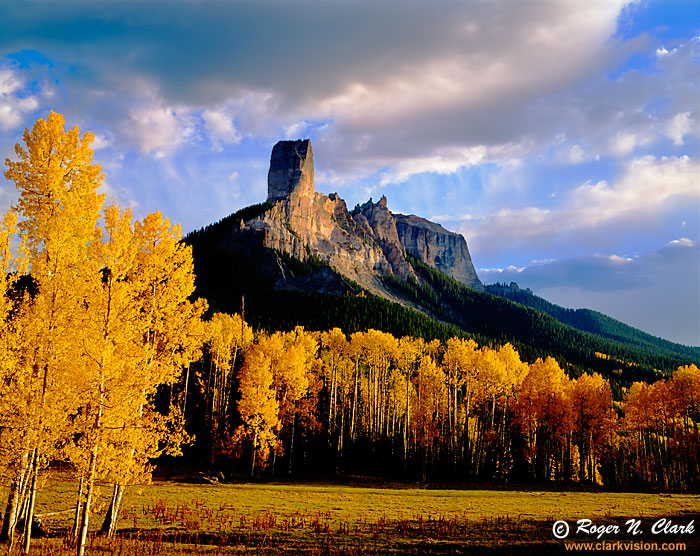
[0, 0, 698, 345]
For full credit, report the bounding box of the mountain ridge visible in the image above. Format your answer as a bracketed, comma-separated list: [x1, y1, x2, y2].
[183, 139, 698, 382]
[245, 138, 482, 299]
[486, 281, 700, 356]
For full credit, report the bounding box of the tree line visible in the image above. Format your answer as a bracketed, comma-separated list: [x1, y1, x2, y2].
[194, 318, 699, 494]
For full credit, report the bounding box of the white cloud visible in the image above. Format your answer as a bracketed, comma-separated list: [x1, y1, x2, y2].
[464, 154, 699, 252]
[608, 254, 633, 264]
[212, 90, 280, 137]
[124, 101, 194, 157]
[666, 111, 693, 146]
[608, 130, 653, 156]
[284, 120, 310, 139]
[91, 134, 111, 151]
[379, 146, 488, 185]
[0, 65, 39, 130]
[202, 107, 241, 146]
[566, 144, 587, 164]
[667, 237, 696, 247]
[0, 66, 21, 96]
[575, 155, 699, 224]
[480, 264, 525, 274]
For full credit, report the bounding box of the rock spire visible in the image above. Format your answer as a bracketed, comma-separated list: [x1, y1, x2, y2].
[267, 139, 314, 202]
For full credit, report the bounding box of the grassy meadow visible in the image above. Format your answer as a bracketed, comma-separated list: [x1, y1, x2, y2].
[10, 472, 699, 554]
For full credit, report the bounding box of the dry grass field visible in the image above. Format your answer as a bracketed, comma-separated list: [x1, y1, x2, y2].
[9, 472, 700, 554]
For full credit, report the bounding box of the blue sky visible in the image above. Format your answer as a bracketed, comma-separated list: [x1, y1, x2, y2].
[1, 0, 698, 345]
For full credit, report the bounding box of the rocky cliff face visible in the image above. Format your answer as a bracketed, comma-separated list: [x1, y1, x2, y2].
[395, 214, 482, 290]
[249, 140, 393, 296]
[352, 196, 415, 281]
[242, 139, 481, 296]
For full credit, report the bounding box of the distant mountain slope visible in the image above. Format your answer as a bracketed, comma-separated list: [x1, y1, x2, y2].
[485, 282, 699, 362]
[183, 214, 473, 344]
[383, 256, 697, 380]
[184, 210, 697, 394]
[183, 139, 698, 390]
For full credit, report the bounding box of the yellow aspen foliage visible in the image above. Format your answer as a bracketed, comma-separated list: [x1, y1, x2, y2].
[669, 364, 700, 432]
[648, 379, 674, 432]
[495, 343, 527, 402]
[249, 327, 317, 473]
[257, 328, 315, 421]
[474, 347, 506, 417]
[514, 357, 572, 479]
[442, 337, 479, 446]
[234, 343, 281, 475]
[570, 372, 616, 482]
[5, 112, 104, 266]
[413, 354, 446, 449]
[621, 381, 655, 434]
[132, 211, 207, 387]
[3, 112, 105, 552]
[207, 312, 254, 425]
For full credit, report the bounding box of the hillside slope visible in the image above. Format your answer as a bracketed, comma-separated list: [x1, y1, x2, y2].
[183, 139, 698, 388]
[185, 213, 698, 394]
[486, 282, 699, 361]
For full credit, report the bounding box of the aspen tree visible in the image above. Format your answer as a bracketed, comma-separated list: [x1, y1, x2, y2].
[570, 372, 614, 482]
[95, 209, 206, 541]
[319, 328, 349, 439]
[4, 114, 206, 552]
[358, 330, 398, 440]
[3, 112, 104, 553]
[0, 210, 30, 546]
[205, 312, 253, 460]
[669, 365, 700, 435]
[348, 332, 365, 441]
[621, 381, 655, 483]
[209, 312, 253, 423]
[74, 204, 140, 556]
[258, 327, 315, 473]
[412, 354, 446, 481]
[234, 341, 280, 476]
[514, 357, 572, 480]
[442, 337, 479, 467]
[396, 337, 423, 458]
[667, 365, 700, 489]
[493, 343, 527, 475]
